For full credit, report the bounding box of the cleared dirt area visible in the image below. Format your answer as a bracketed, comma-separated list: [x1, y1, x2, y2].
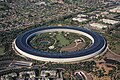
[83, 71, 93, 80]
[104, 51, 120, 61]
[96, 61, 113, 74]
[92, 60, 112, 80]
[61, 41, 86, 52]
[95, 76, 111, 80]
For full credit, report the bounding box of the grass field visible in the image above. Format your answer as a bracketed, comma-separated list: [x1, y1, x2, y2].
[0, 47, 5, 55]
[112, 42, 120, 55]
[56, 33, 70, 46]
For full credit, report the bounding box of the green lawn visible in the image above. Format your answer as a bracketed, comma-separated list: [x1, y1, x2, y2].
[56, 33, 70, 46]
[0, 47, 5, 55]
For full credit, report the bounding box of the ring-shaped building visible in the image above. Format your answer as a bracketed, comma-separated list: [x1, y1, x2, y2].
[13, 26, 107, 62]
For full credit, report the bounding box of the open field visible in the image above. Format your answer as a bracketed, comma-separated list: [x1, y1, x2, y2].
[112, 42, 120, 55]
[102, 32, 120, 55]
[56, 33, 70, 46]
[0, 47, 5, 55]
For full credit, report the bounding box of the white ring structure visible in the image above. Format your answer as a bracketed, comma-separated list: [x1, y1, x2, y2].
[13, 26, 107, 63]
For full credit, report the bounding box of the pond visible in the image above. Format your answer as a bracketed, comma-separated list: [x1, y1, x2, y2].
[40, 41, 50, 45]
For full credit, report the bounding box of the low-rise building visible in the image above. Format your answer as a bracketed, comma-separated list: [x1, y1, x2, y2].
[19, 71, 35, 78]
[77, 14, 88, 18]
[9, 61, 33, 67]
[35, 1, 46, 6]
[109, 6, 120, 13]
[100, 19, 120, 25]
[72, 18, 88, 23]
[1, 73, 17, 80]
[72, 14, 89, 23]
[40, 70, 63, 80]
[90, 23, 108, 29]
[51, 0, 64, 4]
[40, 70, 57, 77]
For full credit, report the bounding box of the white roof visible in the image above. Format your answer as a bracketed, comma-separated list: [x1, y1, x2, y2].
[35, 2, 46, 5]
[100, 12, 109, 15]
[41, 70, 56, 77]
[109, 6, 120, 13]
[101, 19, 120, 25]
[49, 46, 54, 49]
[77, 14, 87, 18]
[72, 18, 87, 22]
[90, 23, 108, 29]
